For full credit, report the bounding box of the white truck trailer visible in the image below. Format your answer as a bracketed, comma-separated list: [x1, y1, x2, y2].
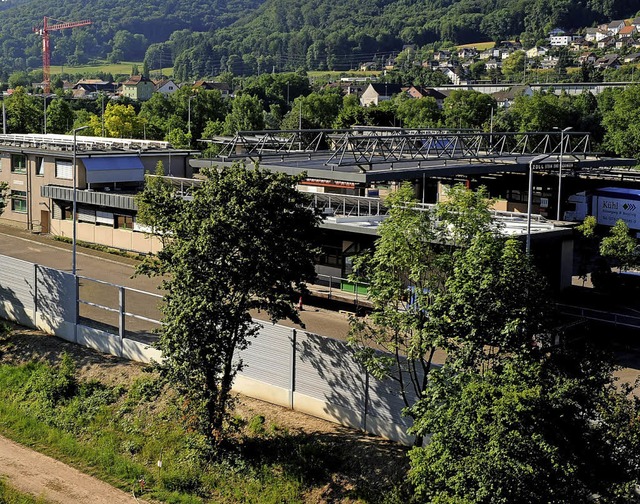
[564, 187, 640, 231]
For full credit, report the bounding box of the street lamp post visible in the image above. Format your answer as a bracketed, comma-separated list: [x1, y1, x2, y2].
[556, 126, 573, 221]
[72, 125, 90, 276]
[187, 95, 196, 134]
[527, 154, 550, 255]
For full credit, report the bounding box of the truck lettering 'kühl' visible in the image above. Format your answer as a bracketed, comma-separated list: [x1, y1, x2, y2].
[564, 187, 640, 231]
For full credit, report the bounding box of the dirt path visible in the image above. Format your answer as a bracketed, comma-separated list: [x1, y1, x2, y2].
[0, 435, 138, 503]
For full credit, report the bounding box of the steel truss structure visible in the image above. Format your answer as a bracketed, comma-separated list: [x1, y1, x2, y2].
[205, 128, 593, 170]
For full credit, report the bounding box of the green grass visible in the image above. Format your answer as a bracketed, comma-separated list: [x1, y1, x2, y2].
[0, 479, 49, 504]
[49, 61, 174, 78]
[456, 41, 495, 50]
[0, 358, 320, 503]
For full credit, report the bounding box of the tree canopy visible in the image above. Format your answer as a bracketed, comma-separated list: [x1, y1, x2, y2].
[136, 163, 319, 449]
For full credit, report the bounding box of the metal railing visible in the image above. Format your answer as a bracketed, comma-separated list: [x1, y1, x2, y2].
[315, 273, 370, 307]
[557, 304, 640, 329]
[77, 275, 163, 341]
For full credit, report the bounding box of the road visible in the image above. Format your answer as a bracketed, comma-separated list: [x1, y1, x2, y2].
[0, 434, 137, 503]
[0, 223, 353, 341]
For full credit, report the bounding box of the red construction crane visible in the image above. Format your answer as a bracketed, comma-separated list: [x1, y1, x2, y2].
[33, 16, 92, 93]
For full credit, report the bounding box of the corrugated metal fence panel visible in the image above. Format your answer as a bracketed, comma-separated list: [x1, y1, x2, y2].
[0, 255, 35, 311]
[367, 356, 423, 429]
[36, 266, 75, 322]
[296, 331, 366, 412]
[237, 321, 292, 389]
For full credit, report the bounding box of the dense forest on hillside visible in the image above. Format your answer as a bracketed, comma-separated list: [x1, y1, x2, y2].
[0, 0, 637, 80]
[0, 0, 261, 77]
[157, 0, 640, 79]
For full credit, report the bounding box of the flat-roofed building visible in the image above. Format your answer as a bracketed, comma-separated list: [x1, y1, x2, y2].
[0, 134, 192, 252]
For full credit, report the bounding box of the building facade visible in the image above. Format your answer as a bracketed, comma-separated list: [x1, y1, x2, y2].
[0, 134, 192, 252]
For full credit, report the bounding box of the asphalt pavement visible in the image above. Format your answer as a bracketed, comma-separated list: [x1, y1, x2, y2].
[0, 222, 353, 341]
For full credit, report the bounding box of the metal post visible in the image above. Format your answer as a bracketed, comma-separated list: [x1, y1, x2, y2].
[101, 94, 105, 137]
[289, 328, 296, 410]
[72, 125, 89, 276]
[188, 95, 195, 134]
[556, 127, 572, 221]
[527, 154, 549, 255]
[119, 286, 126, 341]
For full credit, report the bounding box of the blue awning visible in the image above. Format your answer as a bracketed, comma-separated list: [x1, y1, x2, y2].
[82, 156, 145, 184]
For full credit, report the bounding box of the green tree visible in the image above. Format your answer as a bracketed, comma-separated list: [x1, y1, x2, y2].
[5, 87, 41, 133]
[135, 162, 180, 247]
[431, 236, 553, 370]
[46, 98, 74, 134]
[506, 91, 572, 132]
[502, 50, 526, 80]
[280, 89, 342, 130]
[91, 103, 142, 138]
[443, 90, 495, 129]
[396, 96, 441, 128]
[409, 353, 640, 503]
[600, 219, 638, 272]
[136, 164, 319, 450]
[0, 181, 7, 216]
[223, 94, 264, 134]
[601, 85, 640, 158]
[348, 184, 497, 445]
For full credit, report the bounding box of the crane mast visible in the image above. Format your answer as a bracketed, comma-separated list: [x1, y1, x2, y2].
[34, 16, 92, 93]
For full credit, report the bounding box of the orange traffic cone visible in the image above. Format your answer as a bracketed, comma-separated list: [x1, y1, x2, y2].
[298, 296, 304, 311]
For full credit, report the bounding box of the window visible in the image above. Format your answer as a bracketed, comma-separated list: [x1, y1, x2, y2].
[11, 190, 26, 213]
[115, 215, 134, 230]
[11, 154, 26, 174]
[55, 159, 73, 180]
[35, 157, 44, 176]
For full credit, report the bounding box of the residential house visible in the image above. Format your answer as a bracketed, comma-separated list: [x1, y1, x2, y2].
[154, 79, 179, 95]
[433, 50, 451, 62]
[624, 52, 640, 64]
[584, 28, 608, 42]
[569, 37, 586, 51]
[192, 80, 231, 98]
[491, 85, 533, 108]
[457, 47, 477, 59]
[360, 83, 403, 106]
[526, 46, 549, 58]
[121, 75, 154, 101]
[549, 28, 565, 37]
[72, 80, 118, 99]
[421, 60, 439, 70]
[597, 36, 615, 49]
[616, 38, 635, 50]
[359, 62, 379, 71]
[594, 54, 621, 70]
[439, 66, 465, 85]
[632, 17, 640, 28]
[540, 57, 560, 69]
[479, 49, 493, 60]
[405, 87, 448, 108]
[607, 20, 626, 36]
[578, 52, 597, 65]
[485, 59, 501, 70]
[384, 57, 397, 70]
[618, 25, 637, 38]
[550, 34, 574, 46]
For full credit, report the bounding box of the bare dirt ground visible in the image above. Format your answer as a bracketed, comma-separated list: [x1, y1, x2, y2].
[0, 326, 409, 503]
[0, 436, 137, 504]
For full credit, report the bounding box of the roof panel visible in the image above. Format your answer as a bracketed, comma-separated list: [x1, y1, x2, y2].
[83, 156, 144, 183]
